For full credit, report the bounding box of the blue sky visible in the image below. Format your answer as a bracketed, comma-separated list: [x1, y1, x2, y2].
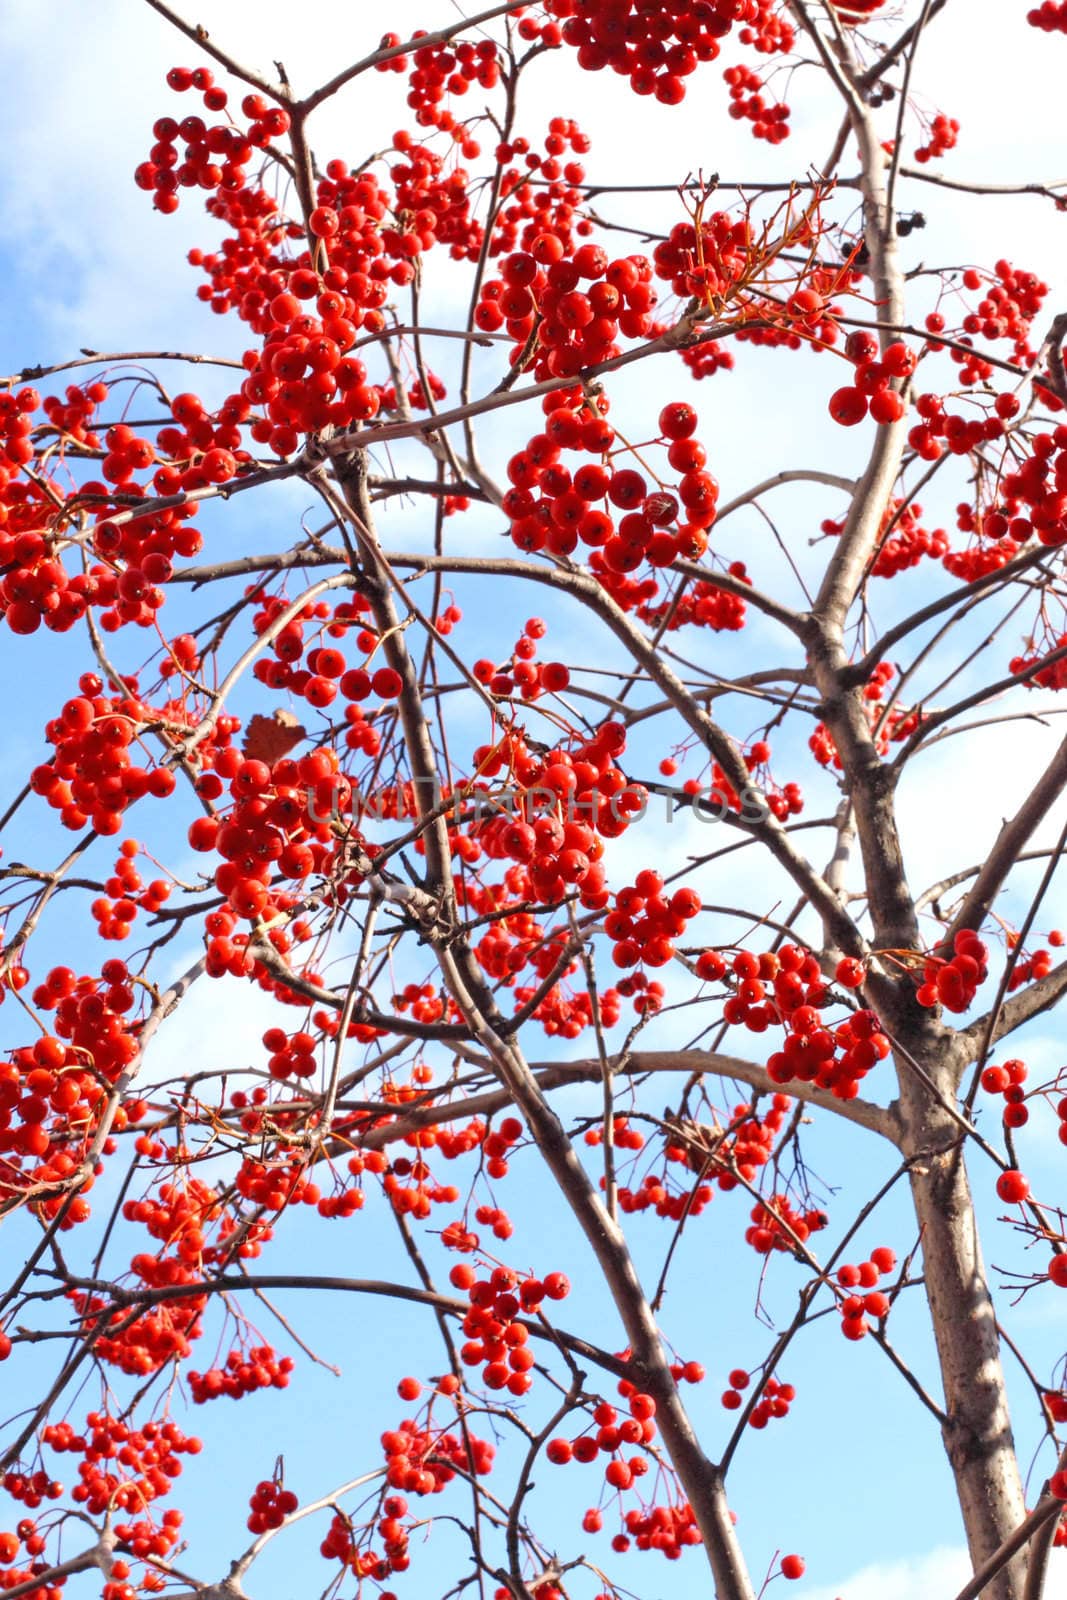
[1, 4, 1067, 1598]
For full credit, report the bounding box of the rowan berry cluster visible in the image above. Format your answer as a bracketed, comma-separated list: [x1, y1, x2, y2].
[914, 112, 959, 163]
[481, 242, 655, 383]
[382, 31, 498, 144]
[32, 684, 178, 835]
[916, 930, 989, 1012]
[810, 662, 913, 767]
[135, 71, 287, 213]
[745, 1193, 828, 1256]
[1010, 637, 1067, 690]
[1028, 2, 1067, 31]
[320, 1489, 411, 1584]
[0, 386, 39, 471]
[680, 336, 735, 379]
[2, 963, 144, 1211]
[90, 838, 171, 942]
[190, 1344, 295, 1404]
[450, 1261, 568, 1397]
[381, 1414, 494, 1496]
[546, 1388, 658, 1486]
[821, 500, 948, 579]
[720, 1368, 795, 1428]
[723, 63, 790, 142]
[836, 1247, 896, 1340]
[0, 1469, 61, 1513]
[543, 0, 725, 104]
[1006, 943, 1054, 991]
[246, 1478, 298, 1533]
[473, 615, 572, 701]
[487, 117, 593, 258]
[188, 741, 377, 949]
[978, 1057, 1031, 1131]
[504, 390, 719, 574]
[606, 869, 700, 969]
[828, 331, 915, 428]
[638, 565, 748, 630]
[40, 1413, 201, 1516]
[1, 522, 88, 636]
[653, 214, 751, 303]
[474, 718, 633, 910]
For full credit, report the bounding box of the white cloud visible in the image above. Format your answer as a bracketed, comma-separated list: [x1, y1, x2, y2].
[797, 1543, 1066, 1600]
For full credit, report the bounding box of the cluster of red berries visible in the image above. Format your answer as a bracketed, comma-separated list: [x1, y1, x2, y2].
[172, 126, 494, 450]
[606, 869, 700, 970]
[745, 1193, 828, 1256]
[1007, 943, 1054, 991]
[382, 32, 498, 145]
[381, 1149, 462, 1223]
[114, 1508, 184, 1570]
[0, 524, 83, 636]
[828, 332, 915, 428]
[0, 385, 39, 470]
[821, 499, 948, 579]
[40, 376, 107, 443]
[961, 426, 1067, 561]
[190, 1344, 295, 1404]
[720, 1367, 795, 1428]
[0, 1523, 67, 1600]
[616, 1166, 713, 1221]
[979, 1058, 1031, 1130]
[0, 1470, 61, 1513]
[473, 615, 572, 701]
[136, 71, 289, 213]
[612, 1095, 788, 1219]
[608, 1498, 702, 1559]
[914, 112, 959, 163]
[810, 663, 915, 768]
[916, 930, 989, 1013]
[681, 336, 735, 380]
[3, 963, 145, 1209]
[723, 63, 790, 142]
[246, 1478, 299, 1533]
[1010, 636, 1067, 690]
[543, 0, 724, 104]
[32, 680, 176, 835]
[585, 1114, 645, 1153]
[381, 1414, 494, 1496]
[450, 1261, 569, 1397]
[1028, 2, 1067, 31]
[480, 242, 656, 382]
[475, 718, 635, 904]
[836, 1248, 897, 1340]
[694, 944, 890, 1100]
[653, 214, 750, 303]
[546, 1389, 658, 1489]
[772, 1000, 892, 1101]
[486, 117, 594, 260]
[516, 940, 625, 1037]
[188, 743, 375, 942]
[74, 1254, 208, 1378]
[91, 838, 171, 942]
[643, 566, 749, 634]
[504, 394, 718, 574]
[41, 1413, 201, 1516]
[320, 1490, 411, 1584]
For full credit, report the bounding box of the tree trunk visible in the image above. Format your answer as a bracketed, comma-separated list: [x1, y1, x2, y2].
[896, 1065, 1029, 1599]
